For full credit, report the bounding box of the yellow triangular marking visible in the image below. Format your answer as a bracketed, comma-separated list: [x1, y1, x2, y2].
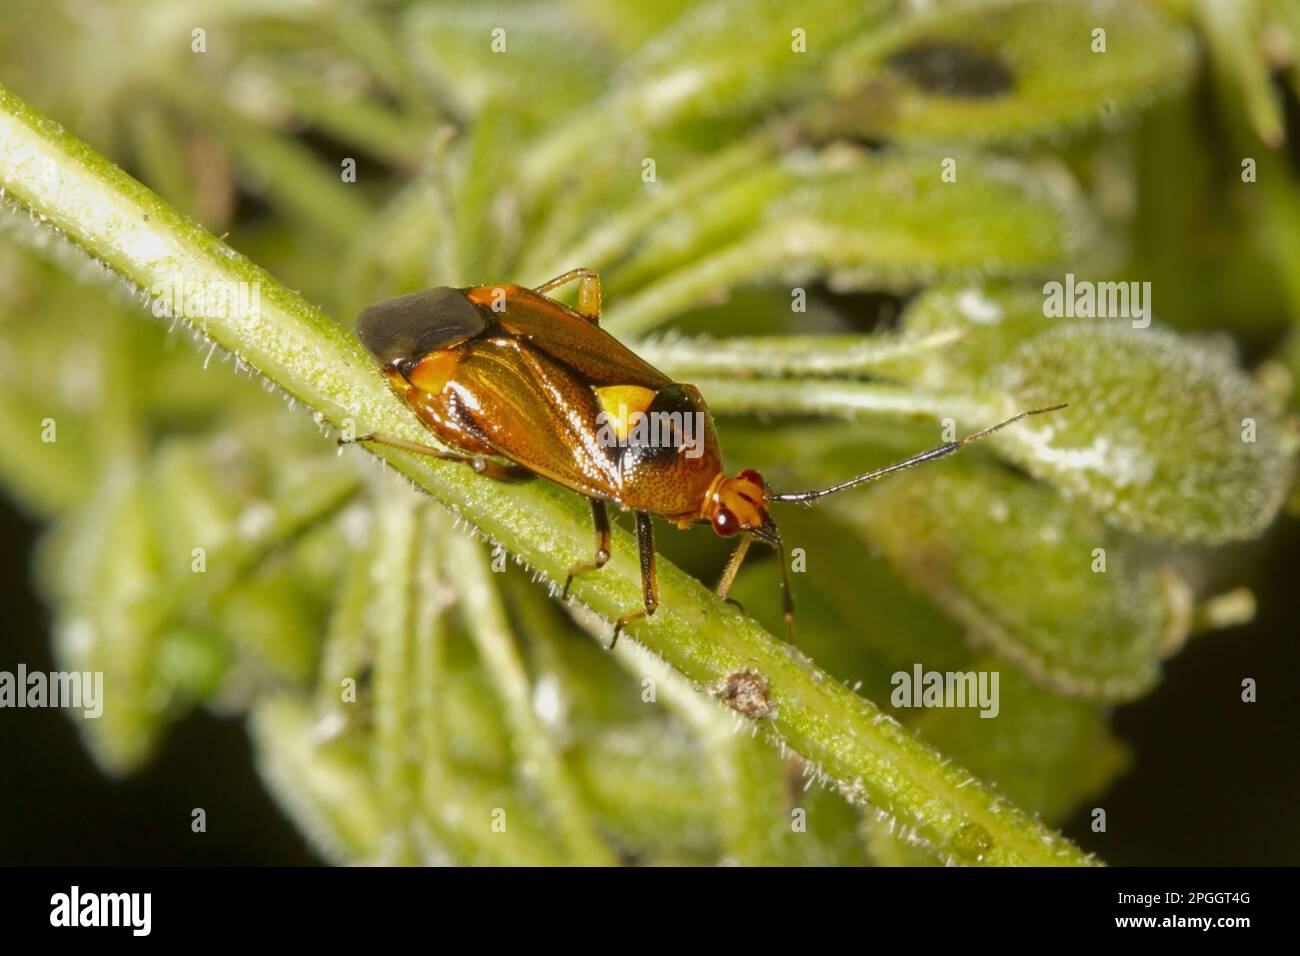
[594, 385, 657, 441]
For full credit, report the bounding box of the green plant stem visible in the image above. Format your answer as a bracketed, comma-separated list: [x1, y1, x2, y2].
[611, 637, 797, 865]
[503, 577, 719, 860]
[689, 376, 991, 424]
[0, 82, 1095, 866]
[520, 131, 777, 283]
[440, 522, 615, 866]
[603, 238, 775, 335]
[316, 533, 376, 713]
[636, 331, 963, 380]
[371, 493, 420, 864]
[251, 697, 390, 864]
[179, 469, 363, 609]
[1194, 0, 1283, 147]
[410, 510, 561, 866]
[409, 516, 474, 863]
[601, 223, 915, 335]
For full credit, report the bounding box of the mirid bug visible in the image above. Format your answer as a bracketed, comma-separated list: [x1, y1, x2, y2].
[346, 268, 1064, 647]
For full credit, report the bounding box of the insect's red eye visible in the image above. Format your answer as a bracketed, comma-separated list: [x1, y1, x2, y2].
[712, 507, 740, 537]
[737, 469, 764, 487]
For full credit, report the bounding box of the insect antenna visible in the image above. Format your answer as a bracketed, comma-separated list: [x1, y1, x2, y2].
[768, 403, 1068, 504]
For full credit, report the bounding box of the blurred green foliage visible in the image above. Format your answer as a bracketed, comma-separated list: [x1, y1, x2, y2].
[0, 0, 1297, 865]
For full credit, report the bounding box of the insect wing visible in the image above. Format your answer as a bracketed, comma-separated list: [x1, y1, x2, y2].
[356, 287, 489, 367]
[447, 336, 624, 499]
[479, 285, 672, 389]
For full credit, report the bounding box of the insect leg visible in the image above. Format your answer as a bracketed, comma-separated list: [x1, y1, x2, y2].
[714, 533, 753, 611]
[562, 499, 612, 600]
[340, 432, 530, 480]
[533, 268, 601, 323]
[611, 512, 658, 649]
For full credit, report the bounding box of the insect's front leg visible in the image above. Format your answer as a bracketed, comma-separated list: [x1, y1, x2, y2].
[714, 533, 753, 613]
[610, 511, 658, 649]
[340, 432, 530, 481]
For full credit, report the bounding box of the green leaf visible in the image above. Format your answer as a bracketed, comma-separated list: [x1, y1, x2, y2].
[39, 470, 167, 774]
[806, 0, 1197, 143]
[618, 0, 890, 129]
[251, 696, 394, 864]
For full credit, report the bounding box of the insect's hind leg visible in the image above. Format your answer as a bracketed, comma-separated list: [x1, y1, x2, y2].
[534, 268, 601, 323]
[340, 432, 530, 481]
[563, 499, 611, 600]
[610, 512, 658, 649]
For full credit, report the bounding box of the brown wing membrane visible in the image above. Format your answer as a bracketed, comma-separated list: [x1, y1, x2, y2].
[357, 287, 488, 367]
[441, 335, 625, 500]
[468, 285, 672, 389]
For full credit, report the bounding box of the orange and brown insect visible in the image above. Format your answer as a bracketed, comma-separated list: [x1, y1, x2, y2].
[347, 268, 1064, 646]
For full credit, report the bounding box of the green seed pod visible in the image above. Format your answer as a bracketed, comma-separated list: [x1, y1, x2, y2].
[992, 323, 1296, 544]
[856, 457, 1176, 701]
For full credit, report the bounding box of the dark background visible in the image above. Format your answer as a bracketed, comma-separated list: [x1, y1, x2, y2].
[2, 489, 1297, 865]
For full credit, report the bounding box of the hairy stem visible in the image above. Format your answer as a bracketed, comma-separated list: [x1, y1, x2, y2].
[636, 331, 964, 380]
